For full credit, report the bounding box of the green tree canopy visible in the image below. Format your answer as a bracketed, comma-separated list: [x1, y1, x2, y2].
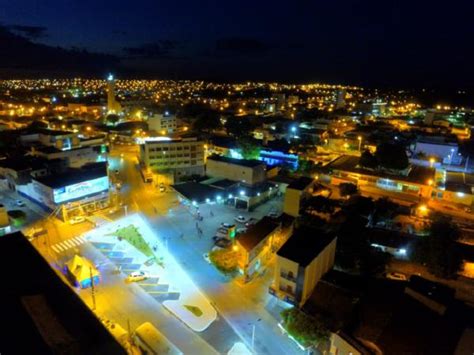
[413, 216, 462, 278]
[280, 307, 330, 347]
[192, 111, 221, 132]
[225, 117, 256, 138]
[359, 150, 378, 168]
[375, 143, 409, 170]
[238, 137, 261, 160]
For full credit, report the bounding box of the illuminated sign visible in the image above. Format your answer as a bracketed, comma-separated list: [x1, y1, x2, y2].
[53, 176, 109, 203]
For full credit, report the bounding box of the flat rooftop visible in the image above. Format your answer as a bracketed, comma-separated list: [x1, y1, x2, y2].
[287, 176, 314, 190]
[327, 155, 435, 185]
[277, 227, 336, 266]
[0, 232, 125, 354]
[207, 155, 264, 168]
[237, 216, 280, 251]
[171, 181, 224, 203]
[35, 162, 108, 189]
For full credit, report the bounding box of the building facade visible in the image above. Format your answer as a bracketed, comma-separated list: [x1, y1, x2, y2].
[270, 228, 337, 307]
[139, 136, 205, 181]
[206, 155, 266, 185]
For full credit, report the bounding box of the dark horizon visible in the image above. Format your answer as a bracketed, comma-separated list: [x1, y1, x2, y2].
[1, 1, 473, 90]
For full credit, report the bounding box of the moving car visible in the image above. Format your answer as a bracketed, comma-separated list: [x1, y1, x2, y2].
[234, 215, 248, 223]
[126, 271, 148, 282]
[16, 199, 25, 207]
[385, 272, 407, 281]
[69, 216, 86, 225]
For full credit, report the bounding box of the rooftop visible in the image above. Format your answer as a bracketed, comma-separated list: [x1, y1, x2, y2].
[237, 216, 280, 251]
[277, 227, 336, 267]
[171, 181, 224, 203]
[287, 176, 314, 190]
[35, 162, 108, 189]
[327, 155, 435, 185]
[0, 232, 125, 355]
[207, 154, 265, 168]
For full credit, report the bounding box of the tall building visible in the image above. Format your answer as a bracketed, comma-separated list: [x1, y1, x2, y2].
[335, 89, 346, 109]
[106, 74, 122, 114]
[270, 227, 337, 306]
[139, 136, 205, 181]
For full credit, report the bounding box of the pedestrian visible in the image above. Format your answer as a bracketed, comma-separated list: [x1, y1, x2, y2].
[210, 210, 214, 217]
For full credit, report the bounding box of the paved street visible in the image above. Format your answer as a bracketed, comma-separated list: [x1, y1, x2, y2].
[108, 144, 302, 354]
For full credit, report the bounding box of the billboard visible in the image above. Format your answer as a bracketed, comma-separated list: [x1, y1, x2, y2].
[53, 176, 109, 204]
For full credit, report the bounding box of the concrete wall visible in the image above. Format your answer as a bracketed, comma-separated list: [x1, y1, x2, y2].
[206, 159, 266, 185]
[283, 188, 302, 217]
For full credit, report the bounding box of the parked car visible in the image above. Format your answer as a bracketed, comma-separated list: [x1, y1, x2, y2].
[267, 211, 280, 218]
[214, 238, 232, 248]
[16, 199, 25, 207]
[126, 271, 148, 282]
[220, 223, 234, 229]
[144, 258, 155, 266]
[159, 185, 165, 192]
[69, 216, 86, 225]
[245, 218, 258, 227]
[203, 253, 211, 263]
[385, 272, 407, 281]
[234, 215, 247, 223]
[236, 227, 247, 234]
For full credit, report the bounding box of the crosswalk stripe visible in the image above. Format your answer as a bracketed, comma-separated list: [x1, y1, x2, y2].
[70, 239, 80, 246]
[55, 244, 64, 252]
[64, 240, 74, 248]
[75, 236, 85, 244]
[51, 245, 60, 253]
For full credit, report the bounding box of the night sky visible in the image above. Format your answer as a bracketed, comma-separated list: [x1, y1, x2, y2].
[1, 0, 473, 88]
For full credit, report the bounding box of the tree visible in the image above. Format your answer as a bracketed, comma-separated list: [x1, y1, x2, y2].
[209, 248, 239, 276]
[280, 307, 330, 347]
[225, 117, 256, 137]
[192, 111, 221, 132]
[372, 197, 398, 225]
[238, 137, 260, 160]
[413, 216, 462, 278]
[375, 143, 409, 170]
[105, 114, 119, 125]
[359, 150, 378, 169]
[339, 183, 358, 197]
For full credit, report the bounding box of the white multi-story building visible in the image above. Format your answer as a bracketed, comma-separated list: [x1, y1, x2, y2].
[139, 136, 205, 181]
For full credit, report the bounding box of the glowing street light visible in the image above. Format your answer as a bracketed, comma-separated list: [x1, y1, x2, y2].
[429, 157, 435, 167]
[357, 136, 362, 151]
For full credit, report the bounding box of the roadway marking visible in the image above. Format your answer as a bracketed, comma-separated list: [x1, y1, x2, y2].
[51, 236, 87, 254]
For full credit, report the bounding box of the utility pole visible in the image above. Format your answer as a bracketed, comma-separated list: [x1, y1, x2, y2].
[90, 267, 96, 311]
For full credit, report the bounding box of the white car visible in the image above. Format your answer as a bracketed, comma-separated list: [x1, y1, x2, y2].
[385, 272, 407, 281]
[203, 253, 211, 264]
[16, 199, 25, 207]
[69, 216, 86, 225]
[126, 271, 148, 282]
[237, 227, 247, 234]
[234, 215, 247, 223]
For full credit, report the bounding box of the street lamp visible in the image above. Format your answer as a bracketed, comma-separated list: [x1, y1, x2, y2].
[429, 157, 435, 167]
[249, 318, 262, 350]
[357, 136, 362, 151]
